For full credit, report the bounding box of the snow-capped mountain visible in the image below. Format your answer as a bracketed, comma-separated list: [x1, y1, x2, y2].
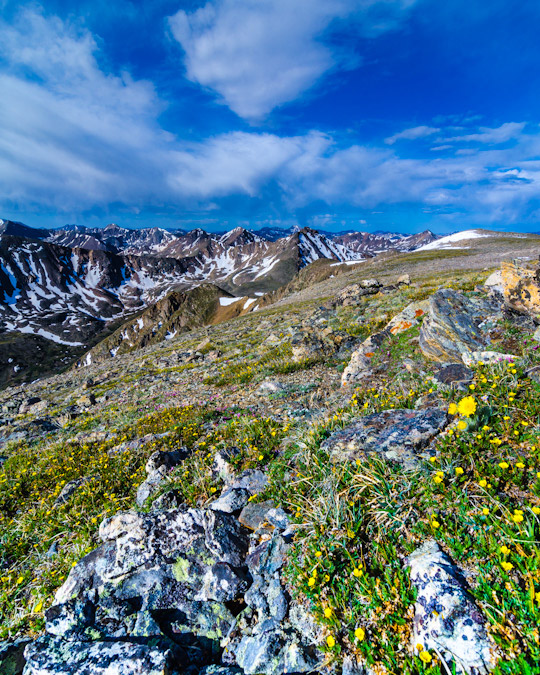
[0, 218, 442, 369]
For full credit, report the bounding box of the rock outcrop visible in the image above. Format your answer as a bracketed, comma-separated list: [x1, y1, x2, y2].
[408, 540, 497, 674]
[419, 289, 502, 363]
[341, 299, 429, 385]
[322, 408, 449, 468]
[501, 260, 540, 318]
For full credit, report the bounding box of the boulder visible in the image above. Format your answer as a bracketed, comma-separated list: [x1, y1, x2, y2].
[433, 363, 473, 388]
[322, 408, 448, 467]
[230, 533, 322, 675]
[333, 281, 381, 307]
[342, 300, 428, 385]
[484, 270, 503, 294]
[501, 261, 540, 318]
[136, 449, 187, 507]
[23, 636, 174, 675]
[44, 506, 250, 666]
[419, 289, 502, 362]
[408, 540, 497, 674]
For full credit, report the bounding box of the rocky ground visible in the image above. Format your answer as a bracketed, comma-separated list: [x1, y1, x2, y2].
[2, 244, 540, 674]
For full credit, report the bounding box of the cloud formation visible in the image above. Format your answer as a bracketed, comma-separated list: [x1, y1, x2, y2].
[1, 8, 540, 229]
[385, 126, 440, 145]
[168, 0, 416, 121]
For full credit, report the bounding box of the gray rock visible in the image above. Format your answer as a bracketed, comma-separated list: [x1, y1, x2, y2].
[433, 363, 474, 388]
[23, 636, 174, 675]
[322, 408, 449, 467]
[408, 540, 497, 674]
[0, 639, 31, 675]
[145, 449, 187, 475]
[257, 380, 286, 395]
[136, 449, 187, 507]
[235, 629, 319, 675]
[419, 289, 502, 362]
[209, 488, 251, 514]
[239, 500, 275, 531]
[229, 470, 268, 495]
[54, 476, 96, 507]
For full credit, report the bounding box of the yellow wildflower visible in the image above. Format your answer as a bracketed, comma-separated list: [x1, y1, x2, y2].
[501, 561, 513, 572]
[448, 403, 458, 415]
[355, 627, 365, 641]
[419, 651, 432, 664]
[458, 396, 477, 417]
[455, 467, 464, 476]
[500, 545, 510, 555]
[326, 635, 335, 648]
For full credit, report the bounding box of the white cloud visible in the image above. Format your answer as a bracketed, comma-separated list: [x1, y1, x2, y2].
[2, 9, 540, 228]
[168, 0, 417, 121]
[385, 125, 440, 144]
[445, 122, 526, 144]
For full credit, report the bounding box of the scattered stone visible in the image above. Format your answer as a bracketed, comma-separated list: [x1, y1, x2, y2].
[526, 365, 540, 384]
[239, 500, 276, 530]
[501, 260, 540, 318]
[229, 470, 268, 495]
[291, 335, 333, 363]
[408, 540, 497, 674]
[136, 449, 187, 507]
[209, 488, 251, 514]
[333, 280, 381, 307]
[342, 300, 428, 385]
[77, 393, 96, 407]
[419, 289, 502, 362]
[533, 325, 540, 342]
[397, 273, 411, 285]
[0, 639, 30, 675]
[323, 408, 448, 468]
[213, 447, 242, 480]
[54, 475, 97, 507]
[257, 379, 286, 395]
[145, 448, 187, 475]
[231, 533, 321, 675]
[18, 397, 41, 415]
[484, 270, 503, 294]
[433, 363, 474, 388]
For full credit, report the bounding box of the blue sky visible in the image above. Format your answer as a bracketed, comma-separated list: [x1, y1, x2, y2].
[1, 0, 540, 233]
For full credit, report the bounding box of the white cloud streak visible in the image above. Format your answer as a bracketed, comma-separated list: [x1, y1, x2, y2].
[385, 125, 440, 144]
[168, 0, 417, 121]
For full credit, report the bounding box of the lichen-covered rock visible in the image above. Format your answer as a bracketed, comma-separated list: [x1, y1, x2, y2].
[136, 449, 187, 507]
[209, 488, 251, 514]
[0, 639, 30, 675]
[46, 506, 249, 666]
[433, 363, 474, 388]
[501, 261, 540, 318]
[322, 408, 448, 467]
[407, 540, 497, 674]
[333, 280, 381, 307]
[342, 300, 428, 385]
[228, 533, 322, 675]
[23, 636, 174, 675]
[419, 289, 502, 362]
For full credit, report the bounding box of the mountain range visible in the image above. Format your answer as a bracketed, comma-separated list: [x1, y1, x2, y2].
[0, 218, 442, 385]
